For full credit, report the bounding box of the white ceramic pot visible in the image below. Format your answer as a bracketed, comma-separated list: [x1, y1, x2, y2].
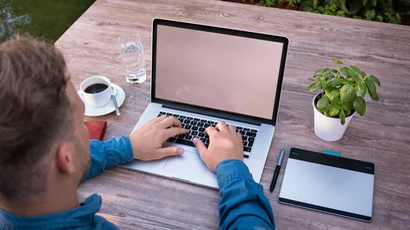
[312, 94, 356, 141]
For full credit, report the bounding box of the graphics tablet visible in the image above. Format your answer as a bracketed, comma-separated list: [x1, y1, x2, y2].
[278, 147, 375, 222]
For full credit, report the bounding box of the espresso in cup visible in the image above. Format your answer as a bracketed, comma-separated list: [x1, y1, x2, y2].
[80, 76, 113, 107]
[84, 83, 109, 94]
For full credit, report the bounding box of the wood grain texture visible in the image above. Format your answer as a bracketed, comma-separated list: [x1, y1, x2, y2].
[55, 0, 410, 229]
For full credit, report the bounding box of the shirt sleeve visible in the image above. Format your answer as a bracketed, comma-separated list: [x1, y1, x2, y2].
[215, 159, 275, 230]
[84, 136, 134, 180]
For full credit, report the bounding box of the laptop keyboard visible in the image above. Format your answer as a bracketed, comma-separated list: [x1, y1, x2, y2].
[158, 111, 258, 158]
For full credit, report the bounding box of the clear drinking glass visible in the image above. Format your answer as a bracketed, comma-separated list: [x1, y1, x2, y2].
[118, 33, 147, 84]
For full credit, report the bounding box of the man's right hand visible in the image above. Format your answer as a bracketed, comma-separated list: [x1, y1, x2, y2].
[193, 121, 243, 171]
[129, 116, 189, 161]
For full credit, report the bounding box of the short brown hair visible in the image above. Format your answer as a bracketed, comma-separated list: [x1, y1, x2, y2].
[0, 36, 73, 202]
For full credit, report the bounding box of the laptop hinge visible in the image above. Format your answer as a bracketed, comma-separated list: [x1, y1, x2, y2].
[162, 104, 262, 126]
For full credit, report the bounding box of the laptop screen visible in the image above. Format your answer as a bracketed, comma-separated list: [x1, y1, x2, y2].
[153, 20, 287, 120]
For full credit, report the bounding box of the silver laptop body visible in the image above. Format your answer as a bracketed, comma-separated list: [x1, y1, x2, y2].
[121, 18, 289, 189]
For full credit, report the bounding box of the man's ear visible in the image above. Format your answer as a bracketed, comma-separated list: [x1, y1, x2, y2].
[55, 143, 75, 174]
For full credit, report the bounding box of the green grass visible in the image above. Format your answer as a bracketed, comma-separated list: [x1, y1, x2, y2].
[0, 0, 96, 43]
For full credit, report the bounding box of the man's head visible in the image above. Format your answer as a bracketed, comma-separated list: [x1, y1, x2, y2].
[0, 36, 90, 206]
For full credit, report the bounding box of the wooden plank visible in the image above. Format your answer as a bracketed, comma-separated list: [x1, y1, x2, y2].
[56, 0, 410, 229]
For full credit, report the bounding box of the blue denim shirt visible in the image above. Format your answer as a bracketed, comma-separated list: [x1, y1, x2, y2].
[0, 136, 275, 230]
[216, 159, 275, 230]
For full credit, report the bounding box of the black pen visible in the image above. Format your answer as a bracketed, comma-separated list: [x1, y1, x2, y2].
[270, 148, 285, 192]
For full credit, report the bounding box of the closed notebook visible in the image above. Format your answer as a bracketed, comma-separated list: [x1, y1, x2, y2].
[84, 121, 107, 140]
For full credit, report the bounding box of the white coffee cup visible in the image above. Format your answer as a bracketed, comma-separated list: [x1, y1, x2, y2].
[80, 76, 114, 107]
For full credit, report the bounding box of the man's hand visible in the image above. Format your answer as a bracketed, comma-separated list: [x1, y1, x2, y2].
[129, 116, 189, 161]
[193, 121, 243, 171]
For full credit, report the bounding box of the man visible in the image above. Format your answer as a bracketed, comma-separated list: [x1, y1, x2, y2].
[0, 36, 275, 229]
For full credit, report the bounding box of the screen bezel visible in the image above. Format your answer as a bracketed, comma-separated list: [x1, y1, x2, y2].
[278, 147, 375, 222]
[151, 18, 289, 125]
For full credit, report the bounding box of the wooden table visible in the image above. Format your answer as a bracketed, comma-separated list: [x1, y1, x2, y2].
[55, 0, 410, 229]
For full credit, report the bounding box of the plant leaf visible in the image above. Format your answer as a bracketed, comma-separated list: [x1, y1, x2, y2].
[327, 90, 340, 102]
[306, 81, 317, 89]
[328, 106, 340, 117]
[358, 81, 366, 97]
[339, 110, 346, 125]
[353, 97, 366, 116]
[325, 87, 336, 95]
[317, 97, 329, 112]
[365, 10, 376, 20]
[369, 75, 381, 86]
[314, 68, 324, 76]
[364, 78, 379, 101]
[348, 68, 361, 83]
[333, 59, 343, 65]
[330, 78, 346, 87]
[340, 84, 356, 103]
[308, 82, 322, 92]
[320, 79, 328, 89]
[313, 0, 319, 9]
[340, 67, 350, 77]
[341, 101, 353, 115]
[325, 73, 336, 81]
[350, 65, 366, 77]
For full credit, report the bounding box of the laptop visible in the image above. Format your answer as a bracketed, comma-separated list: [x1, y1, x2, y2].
[121, 18, 289, 189]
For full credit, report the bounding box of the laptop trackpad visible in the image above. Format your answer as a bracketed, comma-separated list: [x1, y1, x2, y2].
[163, 150, 210, 176]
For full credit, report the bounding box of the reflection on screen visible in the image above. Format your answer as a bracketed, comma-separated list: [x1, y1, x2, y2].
[155, 25, 284, 119]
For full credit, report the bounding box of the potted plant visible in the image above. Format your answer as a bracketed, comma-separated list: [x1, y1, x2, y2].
[306, 59, 381, 141]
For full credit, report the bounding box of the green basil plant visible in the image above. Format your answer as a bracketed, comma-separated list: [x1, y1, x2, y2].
[306, 59, 381, 125]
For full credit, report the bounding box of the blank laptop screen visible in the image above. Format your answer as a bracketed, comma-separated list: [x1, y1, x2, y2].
[154, 24, 284, 120]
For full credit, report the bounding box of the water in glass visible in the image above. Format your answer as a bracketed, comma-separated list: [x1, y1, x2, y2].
[120, 40, 146, 84]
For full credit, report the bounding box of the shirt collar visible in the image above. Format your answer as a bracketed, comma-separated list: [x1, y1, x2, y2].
[0, 194, 102, 230]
